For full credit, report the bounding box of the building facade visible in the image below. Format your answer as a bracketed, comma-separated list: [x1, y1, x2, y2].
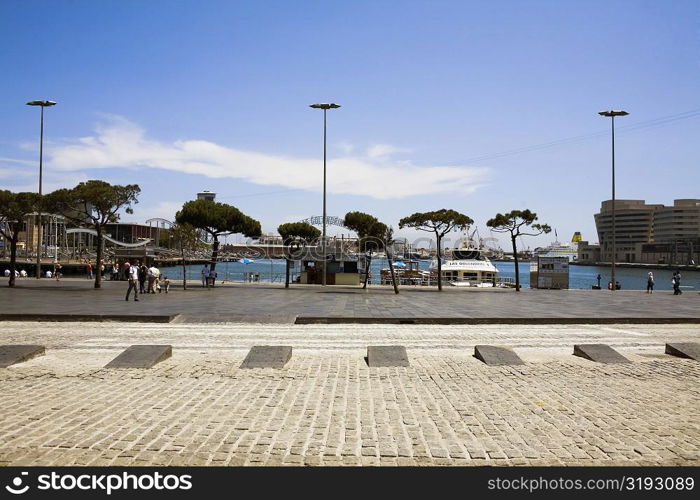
[592, 199, 700, 265]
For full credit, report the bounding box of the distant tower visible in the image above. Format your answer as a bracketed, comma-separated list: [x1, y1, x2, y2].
[197, 190, 216, 202]
[571, 231, 582, 243]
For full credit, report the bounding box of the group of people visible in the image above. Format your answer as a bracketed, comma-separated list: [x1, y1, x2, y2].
[644, 271, 684, 294]
[4, 268, 27, 278]
[125, 260, 171, 301]
[3, 267, 61, 280]
[200, 264, 218, 287]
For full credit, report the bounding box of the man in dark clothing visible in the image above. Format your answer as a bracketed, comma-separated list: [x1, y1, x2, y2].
[125, 264, 139, 301]
[675, 271, 683, 295]
[138, 261, 148, 293]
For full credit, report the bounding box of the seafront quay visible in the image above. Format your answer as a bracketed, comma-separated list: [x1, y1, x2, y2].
[1, 281, 699, 467]
[1, 278, 699, 323]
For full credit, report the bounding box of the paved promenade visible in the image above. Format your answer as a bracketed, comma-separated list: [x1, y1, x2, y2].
[0, 279, 698, 322]
[1, 322, 699, 466]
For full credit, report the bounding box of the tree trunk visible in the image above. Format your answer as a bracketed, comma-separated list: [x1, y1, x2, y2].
[210, 237, 219, 273]
[285, 257, 290, 288]
[180, 239, 187, 290]
[436, 234, 443, 291]
[385, 240, 399, 294]
[94, 225, 103, 289]
[387, 258, 399, 294]
[363, 251, 372, 289]
[8, 235, 17, 287]
[512, 235, 520, 291]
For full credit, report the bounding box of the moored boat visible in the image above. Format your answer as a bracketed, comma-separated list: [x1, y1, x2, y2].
[430, 235, 504, 287]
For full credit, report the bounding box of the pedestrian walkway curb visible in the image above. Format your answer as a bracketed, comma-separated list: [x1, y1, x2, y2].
[0, 314, 177, 323]
[295, 316, 700, 324]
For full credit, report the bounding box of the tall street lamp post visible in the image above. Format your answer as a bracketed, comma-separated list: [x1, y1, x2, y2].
[26, 100, 57, 279]
[598, 109, 628, 291]
[309, 103, 341, 286]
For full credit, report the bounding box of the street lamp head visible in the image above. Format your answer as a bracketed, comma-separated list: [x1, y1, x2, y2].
[598, 110, 628, 117]
[310, 103, 341, 110]
[26, 100, 57, 107]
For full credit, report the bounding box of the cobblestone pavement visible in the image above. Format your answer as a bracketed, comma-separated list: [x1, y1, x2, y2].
[1, 322, 699, 466]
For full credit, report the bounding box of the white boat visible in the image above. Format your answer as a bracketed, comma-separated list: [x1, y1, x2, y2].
[429, 235, 502, 287]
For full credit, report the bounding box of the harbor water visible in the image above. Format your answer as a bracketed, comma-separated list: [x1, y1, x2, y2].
[160, 259, 700, 291]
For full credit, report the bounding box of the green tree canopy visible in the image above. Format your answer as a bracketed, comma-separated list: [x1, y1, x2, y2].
[0, 191, 41, 287]
[277, 222, 321, 246]
[399, 209, 473, 291]
[175, 199, 261, 274]
[486, 209, 551, 291]
[175, 199, 261, 240]
[344, 211, 387, 253]
[44, 180, 140, 288]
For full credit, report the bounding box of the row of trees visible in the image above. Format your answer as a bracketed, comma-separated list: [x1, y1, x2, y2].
[275, 208, 549, 293]
[2, 182, 549, 292]
[0, 181, 263, 289]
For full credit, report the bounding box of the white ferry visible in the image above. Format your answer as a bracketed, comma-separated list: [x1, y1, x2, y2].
[429, 236, 501, 287]
[533, 232, 582, 263]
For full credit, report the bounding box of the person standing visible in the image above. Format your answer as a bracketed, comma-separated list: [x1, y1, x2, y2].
[147, 265, 158, 293]
[671, 272, 680, 295]
[646, 272, 654, 293]
[138, 261, 148, 293]
[201, 264, 209, 287]
[86, 261, 93, 280]
[126, 263, 139, 301]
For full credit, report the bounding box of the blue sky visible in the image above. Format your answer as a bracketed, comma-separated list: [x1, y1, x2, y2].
[1, 0, 699, 250]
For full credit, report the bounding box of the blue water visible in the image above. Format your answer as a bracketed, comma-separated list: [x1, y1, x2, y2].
[491, 261, 700, 291]
[161, 259, 700, 291]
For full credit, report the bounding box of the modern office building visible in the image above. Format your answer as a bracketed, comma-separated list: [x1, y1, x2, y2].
[593, 199, 700, 264]
[652, 199, 700, 242]
[594, 200, 662, 263]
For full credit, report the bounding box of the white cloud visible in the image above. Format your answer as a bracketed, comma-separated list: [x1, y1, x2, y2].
[130, 201, 183, 223]
[45, 116, 489, 200]
[365, 144, 411, 158]
[334, 141, 355, 155]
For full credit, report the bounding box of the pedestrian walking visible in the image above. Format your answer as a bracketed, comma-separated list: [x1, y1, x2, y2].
[86, 261, 93, 280]
[646, 272, 654, 293]
[208, 269, 217, 287]
[55, 263, 62, 281]
[125, 263, 139, 301]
